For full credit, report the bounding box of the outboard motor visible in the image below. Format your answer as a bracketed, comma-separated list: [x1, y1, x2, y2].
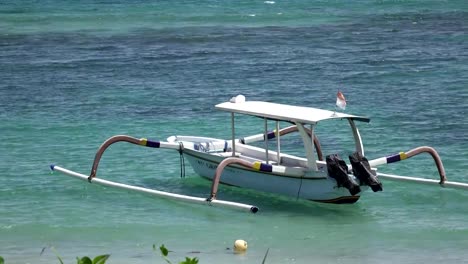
[326, 154, 361, 196]
[349, 152, 383, 192]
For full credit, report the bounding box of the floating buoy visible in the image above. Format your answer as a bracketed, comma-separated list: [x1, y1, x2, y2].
[234, 239, 248, 252]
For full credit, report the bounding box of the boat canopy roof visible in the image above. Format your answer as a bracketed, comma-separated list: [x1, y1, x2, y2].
[215, 100, 370, 124]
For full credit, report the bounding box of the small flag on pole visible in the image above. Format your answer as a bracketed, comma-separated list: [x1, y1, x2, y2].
[336, 91, 346, 110]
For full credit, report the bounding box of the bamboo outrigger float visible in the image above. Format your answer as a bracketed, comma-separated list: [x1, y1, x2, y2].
[51, 95, 468, 213]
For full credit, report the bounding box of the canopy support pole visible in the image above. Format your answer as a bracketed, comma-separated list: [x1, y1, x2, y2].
[276, 121, 281, 164]
[231, 113, 236, 156]
[264, 118, 269, 164]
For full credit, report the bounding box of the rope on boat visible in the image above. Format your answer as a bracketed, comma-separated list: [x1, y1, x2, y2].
[89, 135, 180, 180]
[368, 146, 446, 184]
[178, 142, 186, 178]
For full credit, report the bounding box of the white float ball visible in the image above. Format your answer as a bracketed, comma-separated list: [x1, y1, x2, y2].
[234, 239, 248, 252]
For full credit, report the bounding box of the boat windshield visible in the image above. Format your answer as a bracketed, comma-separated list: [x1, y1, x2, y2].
[235, 115, 308, 159]
[314, 118, 360, 160]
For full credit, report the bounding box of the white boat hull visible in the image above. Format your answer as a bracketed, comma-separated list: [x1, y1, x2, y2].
[183, 149, 363, 204]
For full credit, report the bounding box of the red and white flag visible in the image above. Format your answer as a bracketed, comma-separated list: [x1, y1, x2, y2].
[336, 91, 346, 110]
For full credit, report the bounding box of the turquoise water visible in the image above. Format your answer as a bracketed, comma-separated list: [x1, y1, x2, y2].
[1, 1, 468, 263]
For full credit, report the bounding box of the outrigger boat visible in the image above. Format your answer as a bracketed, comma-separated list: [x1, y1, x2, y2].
[51, 95, 468, 213]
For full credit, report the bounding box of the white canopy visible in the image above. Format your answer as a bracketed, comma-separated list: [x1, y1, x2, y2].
[215, 100, 370, 124]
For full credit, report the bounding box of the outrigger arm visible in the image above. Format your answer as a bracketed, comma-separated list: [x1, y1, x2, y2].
[89, 135, 181, 179]
[51, 135, 259, 213]
[370, 146, 468, 190]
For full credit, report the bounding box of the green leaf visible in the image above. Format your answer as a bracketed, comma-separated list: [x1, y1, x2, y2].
[92, 254, 110, 264]
[160, 244, 169, 257]
[0, 256, 4, 264]
[261, 248, 270, 264]
[77, 256, 92, 264]
[180, 257, 199, 264]
[157, 244, 172, 264]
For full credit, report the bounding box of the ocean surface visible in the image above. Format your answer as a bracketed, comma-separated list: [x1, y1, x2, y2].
[1, 0, 468, 263]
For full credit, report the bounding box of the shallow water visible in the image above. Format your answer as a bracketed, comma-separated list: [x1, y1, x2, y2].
[1, 1, 468, 263]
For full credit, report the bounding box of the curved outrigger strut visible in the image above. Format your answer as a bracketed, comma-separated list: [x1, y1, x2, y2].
[369, 146, 446, 184]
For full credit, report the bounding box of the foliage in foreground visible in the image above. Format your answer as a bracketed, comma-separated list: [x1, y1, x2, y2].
[75, 255, 110, 264]
[0, 244, 198, 264]
[47, 246, 110, 264]
[156, 244, 199, 264]
[0, 244, 269, 264]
